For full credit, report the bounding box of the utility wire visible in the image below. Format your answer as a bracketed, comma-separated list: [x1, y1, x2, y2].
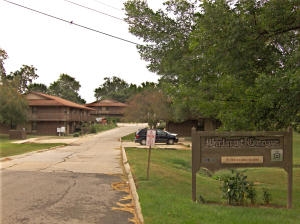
[64, 0, 124, 21]
[90, 0, 123, 12]
[3, 0, 139, 45]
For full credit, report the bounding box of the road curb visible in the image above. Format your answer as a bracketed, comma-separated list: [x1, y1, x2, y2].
[121, 146, 144, 224]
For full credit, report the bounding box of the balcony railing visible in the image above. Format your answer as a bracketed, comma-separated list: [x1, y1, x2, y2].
[28, 111, 92, 122]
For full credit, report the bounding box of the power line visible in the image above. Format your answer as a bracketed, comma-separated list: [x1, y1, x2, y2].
[3, 0, 139, 45]
[64, 0, 124, 21]
[90, 0, 123, 12]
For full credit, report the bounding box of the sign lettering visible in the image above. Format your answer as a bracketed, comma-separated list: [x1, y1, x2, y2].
[205, 137, 281, 148]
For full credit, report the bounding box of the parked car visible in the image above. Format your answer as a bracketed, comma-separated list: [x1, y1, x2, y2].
[135, 128, 179, 145]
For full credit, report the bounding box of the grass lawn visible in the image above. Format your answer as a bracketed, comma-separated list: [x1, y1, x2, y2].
[0, 124, 118, 158]
[125, 132, 300, 224]
[0, 135, 66, 158]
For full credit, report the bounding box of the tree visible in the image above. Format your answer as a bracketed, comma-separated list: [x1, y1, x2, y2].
[124, 88, 172, 128]
[0, 48, 8, 79]
[0, 78, 28, 128]
[6, 65, 39, 93]
[0, 49, 29, 127]
[125, 0, 300, 130]
[48, 74, 86, 104]
[27, 83, 48, 93]
[94, 76, 131, 102]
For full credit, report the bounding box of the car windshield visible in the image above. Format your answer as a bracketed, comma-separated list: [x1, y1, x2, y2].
[156, 129, 163, 134]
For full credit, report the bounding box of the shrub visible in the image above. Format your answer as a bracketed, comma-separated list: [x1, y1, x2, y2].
[262, 188, 272, 205]
[89, 124, 98, 133]
[73, 132, 80, 137]
[246, 182, 257, 205]
[220, 170, 257, 206]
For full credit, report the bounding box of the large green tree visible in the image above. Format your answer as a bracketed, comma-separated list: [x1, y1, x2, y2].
[94, 76, 133, 102]
[6, 65, 39, 94]
[94, 76, 160, 103]
[0, 80, 28, 128]
[125, 0, 300, 130]
[0, 49, 28, 127]
[48, 74, 86, 104]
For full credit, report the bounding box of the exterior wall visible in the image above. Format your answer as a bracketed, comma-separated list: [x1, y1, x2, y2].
[9, 130, 26, 139]
[68, 108, 93, 122]
[28, 107, 92, 122]
[89, 106, 125, 116]
[26, 120, 85, 135]
[90, 106, 125, 120]
[28, 106, 67, 121]
[166, 120, 199, 137]
[26, 121, 66, 135]
[166, 119, 221, 137]
[0, 123, 10, 134]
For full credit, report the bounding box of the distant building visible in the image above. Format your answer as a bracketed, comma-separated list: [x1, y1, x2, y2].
[24, 92, 95, 135]
[166, 119, 221, 137]
[85, 99, 127, 121]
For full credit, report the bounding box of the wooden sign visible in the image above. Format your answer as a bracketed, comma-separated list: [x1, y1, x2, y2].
[191, 128, 293, 208]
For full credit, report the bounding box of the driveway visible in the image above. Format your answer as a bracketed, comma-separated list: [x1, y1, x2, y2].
[0, 124, 145, 224]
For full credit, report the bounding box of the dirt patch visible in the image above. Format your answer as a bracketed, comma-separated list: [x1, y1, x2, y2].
[1, 157, 12, 162]
[112, 181, 140, 224]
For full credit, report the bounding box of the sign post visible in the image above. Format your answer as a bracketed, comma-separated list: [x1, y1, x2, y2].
[146, 129, 156, 180]
[192, 127, 293, 208]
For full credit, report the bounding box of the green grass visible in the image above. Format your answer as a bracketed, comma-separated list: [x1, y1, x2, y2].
[293, 132, 300, 166]
[0, 135, 66, 158]
[121, 131, 136, 142]
[0, 124, 119, 158]
[125, 132, 300, 224]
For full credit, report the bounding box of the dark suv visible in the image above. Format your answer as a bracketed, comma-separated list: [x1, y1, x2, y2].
[135, 128, 179, 145]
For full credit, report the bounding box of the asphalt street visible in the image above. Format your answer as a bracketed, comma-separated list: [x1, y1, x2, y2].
[0, 124, 145, 224]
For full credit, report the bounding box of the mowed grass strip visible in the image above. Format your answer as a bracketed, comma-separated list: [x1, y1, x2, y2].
[0, 135, 66, 158]
[125, 133, 300, 224]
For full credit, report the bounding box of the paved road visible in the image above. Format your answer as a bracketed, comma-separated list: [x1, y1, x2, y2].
[0, 124, 144, 224]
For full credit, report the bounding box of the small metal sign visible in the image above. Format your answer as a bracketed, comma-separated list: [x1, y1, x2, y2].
[146, 129, 156, 146]
[271, 149, 283, 161]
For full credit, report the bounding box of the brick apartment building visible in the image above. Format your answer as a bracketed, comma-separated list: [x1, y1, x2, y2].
[24, 92, 95, 135]
[85, 99, 127, 122]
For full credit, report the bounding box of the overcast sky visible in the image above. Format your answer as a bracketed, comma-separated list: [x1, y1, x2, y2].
[0, 0, 163, 102]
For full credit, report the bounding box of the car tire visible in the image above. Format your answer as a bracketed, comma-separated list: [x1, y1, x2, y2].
[141, 139, 146, 145]
[167, 139, 174, 145]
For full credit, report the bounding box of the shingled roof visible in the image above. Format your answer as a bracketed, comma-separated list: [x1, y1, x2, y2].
[85, 99, 127, 107]
[26, 92, 94, 110]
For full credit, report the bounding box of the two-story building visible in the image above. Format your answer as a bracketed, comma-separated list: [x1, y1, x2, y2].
[85, 99, 127, 122]
[25, 92, 95, 135]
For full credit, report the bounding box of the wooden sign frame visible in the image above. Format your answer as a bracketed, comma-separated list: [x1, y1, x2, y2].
[191, 127, 293, 208]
